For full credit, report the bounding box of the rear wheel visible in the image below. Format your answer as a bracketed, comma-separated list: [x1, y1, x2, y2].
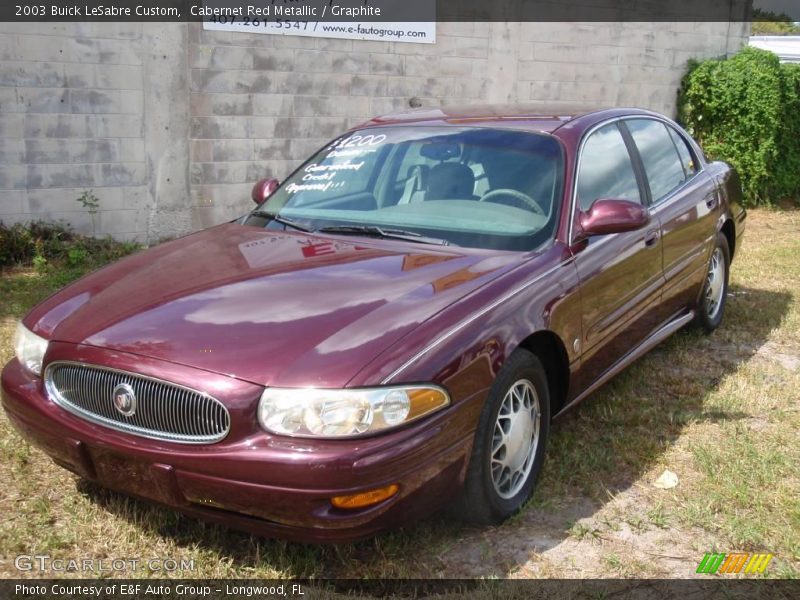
[454, 349, 550, 524]
[695, 232, 730, 333]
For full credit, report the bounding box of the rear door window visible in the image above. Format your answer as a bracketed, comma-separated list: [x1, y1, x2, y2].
[626, 119, 687, 204]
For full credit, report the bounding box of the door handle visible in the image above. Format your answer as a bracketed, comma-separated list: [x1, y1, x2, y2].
[644, 230, 660, 247]
[706, 195, 719, 209]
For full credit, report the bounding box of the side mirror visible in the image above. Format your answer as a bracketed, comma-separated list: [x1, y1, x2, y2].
[578, 199, 650, 238]
[252, 178, 280, 205]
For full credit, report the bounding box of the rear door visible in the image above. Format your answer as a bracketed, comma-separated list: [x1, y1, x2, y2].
[623, 118, 720, 317]
[571, 121, 665, 390]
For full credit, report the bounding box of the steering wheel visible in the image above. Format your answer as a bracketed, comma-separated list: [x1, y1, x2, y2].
[479, 188, 545, 215]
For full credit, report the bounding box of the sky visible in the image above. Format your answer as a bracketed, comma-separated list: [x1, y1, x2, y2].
[753, 0, 800, 20]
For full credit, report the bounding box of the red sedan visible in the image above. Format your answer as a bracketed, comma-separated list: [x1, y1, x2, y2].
[2, 106, 745, 542]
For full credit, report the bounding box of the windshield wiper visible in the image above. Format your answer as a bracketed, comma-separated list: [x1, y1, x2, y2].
[249, 210, 314, 233]
[250, 212, 451, 246]
[317, 225, 450, 246]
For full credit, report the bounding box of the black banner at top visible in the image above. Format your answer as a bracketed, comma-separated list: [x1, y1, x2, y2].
[1, 0, 759, 23]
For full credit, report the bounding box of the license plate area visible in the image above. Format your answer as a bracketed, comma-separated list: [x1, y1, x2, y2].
[89, 447, 185, 507]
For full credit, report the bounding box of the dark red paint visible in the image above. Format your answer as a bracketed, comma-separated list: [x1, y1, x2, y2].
[1, 106, 746, 542]
[577, 199, 650, 237]
[252, 177, 280, 205]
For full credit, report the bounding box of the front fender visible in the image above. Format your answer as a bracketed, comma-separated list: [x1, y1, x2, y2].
[348, 244, 582, 409]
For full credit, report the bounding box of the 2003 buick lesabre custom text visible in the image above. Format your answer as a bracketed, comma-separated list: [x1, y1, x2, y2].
[36, 5, 181, 17]
[1, 106, 746, 542]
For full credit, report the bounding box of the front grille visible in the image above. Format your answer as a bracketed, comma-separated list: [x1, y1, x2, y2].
[44, 362, 230, 444]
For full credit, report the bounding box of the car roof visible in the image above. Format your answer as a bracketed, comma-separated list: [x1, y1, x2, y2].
[358, 104, 660, 134]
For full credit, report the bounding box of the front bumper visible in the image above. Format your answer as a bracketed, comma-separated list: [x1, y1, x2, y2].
[1, 347, 481, 543]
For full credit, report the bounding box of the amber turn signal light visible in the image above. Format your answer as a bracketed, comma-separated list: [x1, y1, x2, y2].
[331, 484, 399, 509]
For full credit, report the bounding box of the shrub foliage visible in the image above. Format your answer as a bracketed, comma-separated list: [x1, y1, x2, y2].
[678, 47, 800, 206]
[0, 221, 140, 269]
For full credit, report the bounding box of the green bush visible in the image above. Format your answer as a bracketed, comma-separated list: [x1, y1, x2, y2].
[0, 223, 34, 266]
[678, 47, 800, 206]
[0, 220, 141, 269]
[776, 63, 800, 203]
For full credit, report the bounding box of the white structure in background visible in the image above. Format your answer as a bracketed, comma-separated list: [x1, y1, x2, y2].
[749, 36, 800, 62]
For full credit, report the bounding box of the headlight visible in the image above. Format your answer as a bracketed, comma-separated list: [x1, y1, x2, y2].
[257, 385, 450, 438]
[14, 322, 49, 376]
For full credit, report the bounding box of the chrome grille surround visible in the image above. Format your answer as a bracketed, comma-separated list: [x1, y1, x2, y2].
[44, 362, 230, 444]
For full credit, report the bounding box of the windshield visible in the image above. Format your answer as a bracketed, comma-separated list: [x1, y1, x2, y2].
[244, 126, 565, 251]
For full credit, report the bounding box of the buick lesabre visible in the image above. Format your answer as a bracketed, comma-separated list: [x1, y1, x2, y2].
[1, 106, 746, 542]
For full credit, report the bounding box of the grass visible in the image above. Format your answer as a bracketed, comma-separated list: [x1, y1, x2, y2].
[0, 209, 798, 579]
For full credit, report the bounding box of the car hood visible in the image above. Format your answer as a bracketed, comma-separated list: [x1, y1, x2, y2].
[27, 224, 528, 387]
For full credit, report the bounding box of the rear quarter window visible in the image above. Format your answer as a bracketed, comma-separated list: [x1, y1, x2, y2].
[667, 127, 699, 179]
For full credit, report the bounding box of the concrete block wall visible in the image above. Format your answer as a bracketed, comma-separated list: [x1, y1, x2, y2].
[517, 22, 751, 109]
[187, 22, 498, 230]
[1, 20, 749, 242]
[0, 23, 150, 240]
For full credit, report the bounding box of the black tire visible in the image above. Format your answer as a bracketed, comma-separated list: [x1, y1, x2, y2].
[453, 349, 550, 524]
[694, 232, 730, 334]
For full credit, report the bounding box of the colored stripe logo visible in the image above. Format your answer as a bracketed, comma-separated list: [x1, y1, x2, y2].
[696, 552, 773, 574]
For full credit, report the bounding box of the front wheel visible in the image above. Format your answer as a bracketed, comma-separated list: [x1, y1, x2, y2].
[453, 349, 550, 524]
[695, 232, 730, 333]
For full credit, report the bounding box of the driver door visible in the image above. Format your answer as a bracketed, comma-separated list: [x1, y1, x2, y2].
[571, 121, 666, 391]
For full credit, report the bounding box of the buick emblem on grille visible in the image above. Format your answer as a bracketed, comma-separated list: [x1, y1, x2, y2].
[112, 383, 137, 417]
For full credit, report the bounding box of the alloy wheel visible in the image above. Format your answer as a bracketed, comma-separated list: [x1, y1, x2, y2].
[490, 379, 541, 499]
[704, 247, 725, 320]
